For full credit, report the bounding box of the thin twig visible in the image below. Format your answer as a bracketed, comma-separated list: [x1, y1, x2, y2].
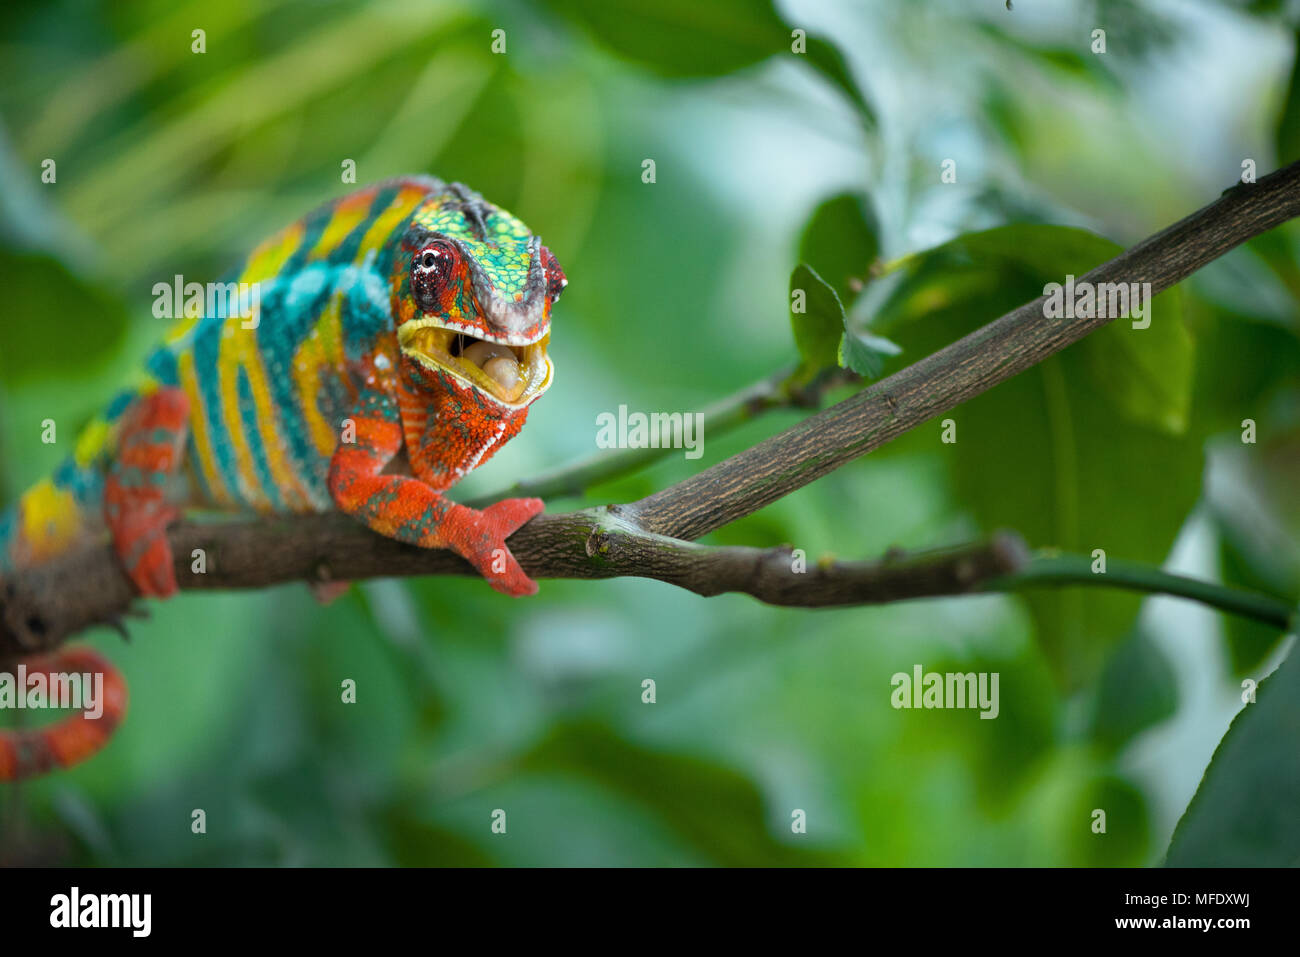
[466, 364, 856, 507]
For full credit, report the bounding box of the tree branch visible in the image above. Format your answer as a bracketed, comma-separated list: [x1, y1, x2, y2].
[624, 165, 1300, 540]
[3, 162, 1298, 657]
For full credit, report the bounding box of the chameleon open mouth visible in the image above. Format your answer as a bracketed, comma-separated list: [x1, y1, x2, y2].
[398, 321, 552, 406]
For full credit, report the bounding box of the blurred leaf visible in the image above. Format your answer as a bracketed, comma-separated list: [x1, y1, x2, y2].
[1246, 223, 1300, 304]
[797, 192, 881, 304]
[1070, 774, 1152, 865]
[871, 225, 1199, 685]
[519, 721, 846, 865]
[63, 0, 468, 233]
[380, 806, 495, 867]
[1088, 628, 1178, 751]
[1225, 0, 1291, 15]
[883, 225, 1195, 433]
[542, 0, 788, 76]
[1278, 31, 1300, 165]
[0, 250, 128, 383]
[1207, 430, 1300, 675]
[1090, 0, 1183, 56]
[1165, 646, 1300, 866]
[973, 23, 1121, 92]
[541, 0, 874, 123]
[1217, 531, 1290, 675]
[801, 35, 877, 127]
[1188, 309, 1300, 437]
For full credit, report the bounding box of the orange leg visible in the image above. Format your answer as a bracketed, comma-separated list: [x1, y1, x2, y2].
[328, 409, 542, 597]
[104, 387, 190, 599]
[0, 648, 128, 782]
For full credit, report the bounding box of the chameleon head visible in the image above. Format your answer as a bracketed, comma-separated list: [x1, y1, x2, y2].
[394, 184, 565, 410]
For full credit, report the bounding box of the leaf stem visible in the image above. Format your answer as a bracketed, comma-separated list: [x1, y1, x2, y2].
[987, 551, 1298, 632]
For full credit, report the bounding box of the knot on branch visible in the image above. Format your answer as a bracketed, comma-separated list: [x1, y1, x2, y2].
[1, 576, 48, 660]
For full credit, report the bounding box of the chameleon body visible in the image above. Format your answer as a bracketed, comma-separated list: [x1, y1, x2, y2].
[0, 176, 565, 781]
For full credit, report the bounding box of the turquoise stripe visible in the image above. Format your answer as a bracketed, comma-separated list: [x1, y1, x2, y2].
[236, 366, 283, 510]
[145, 344, 181, 387]
[0, 505, 16, 572]
[192, 317, 244, 506]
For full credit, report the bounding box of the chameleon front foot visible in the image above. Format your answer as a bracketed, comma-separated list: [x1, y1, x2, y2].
[442, 497, 544, 597]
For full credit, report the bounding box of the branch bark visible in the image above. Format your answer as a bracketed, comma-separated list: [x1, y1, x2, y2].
[3, 162, 1298, 658]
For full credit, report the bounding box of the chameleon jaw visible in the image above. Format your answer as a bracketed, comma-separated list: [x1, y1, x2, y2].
[398, 320, 552, 407]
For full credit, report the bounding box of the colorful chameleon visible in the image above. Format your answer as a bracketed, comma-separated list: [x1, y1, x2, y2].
[0, 176, 565, 781]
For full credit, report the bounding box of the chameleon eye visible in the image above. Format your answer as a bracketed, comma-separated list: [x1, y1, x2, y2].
[540, 245, 567, 305]
[412, 240, 455, 312]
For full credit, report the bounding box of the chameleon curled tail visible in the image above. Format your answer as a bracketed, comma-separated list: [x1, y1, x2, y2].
[0, 386, 184, 782]
[0, 648, 128, 782]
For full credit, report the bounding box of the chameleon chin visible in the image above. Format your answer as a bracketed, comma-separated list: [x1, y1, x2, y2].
[0, 175, 566, 781]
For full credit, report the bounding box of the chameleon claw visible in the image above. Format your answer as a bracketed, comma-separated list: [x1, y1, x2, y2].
[446, 497, 543, 597]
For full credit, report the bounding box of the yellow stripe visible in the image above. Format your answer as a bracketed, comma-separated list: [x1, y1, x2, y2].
[235, 323, 315, 510]
[216, 324, 268, 509]
[287, 185, 427, 457]
[73, 418, 113, 468]
[242, 220, 306, 285]
[354, 185, 428, 262]
[307, 190, 374, 261]
[179, 349, 234, 507]
[294, 291, 349, 456]
[216, 309, 318, 511]
[20, 479, 82, 563]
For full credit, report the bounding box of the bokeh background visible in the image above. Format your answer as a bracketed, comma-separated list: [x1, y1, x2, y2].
[1, 0, 1297, 866]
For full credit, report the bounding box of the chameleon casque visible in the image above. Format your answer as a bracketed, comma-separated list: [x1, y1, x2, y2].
[0, 175, 565, 781]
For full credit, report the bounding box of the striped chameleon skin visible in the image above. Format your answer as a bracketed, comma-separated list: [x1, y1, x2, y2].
[0, 175, 567, 781]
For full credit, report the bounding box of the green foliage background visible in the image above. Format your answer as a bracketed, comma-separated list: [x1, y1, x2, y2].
[0, 0, 1297, 866]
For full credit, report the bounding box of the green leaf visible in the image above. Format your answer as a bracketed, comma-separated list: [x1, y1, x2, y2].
[1216, 528, 1293, 676]
[1068, 775, 1152, 866]
[1165, 646, 1300, 866]
[1206, 429, 1300, 676]
[1277, 31, 1300, 165]
[789, 263, 845, 371]
[884, 225, 1195, 434]
[0, 251, 129, 384]
[541, 0, 788, 77]
[541, 1, 875, 123]
[838, 330, 897, 378]
[797, 192, 881, 304]
[869, 225, 1200, 685]
[519, 721, 847, 866]
[790, 261, 897, 381]
[801, 36, 876, 127]
[1088, 628, 1178, 752]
